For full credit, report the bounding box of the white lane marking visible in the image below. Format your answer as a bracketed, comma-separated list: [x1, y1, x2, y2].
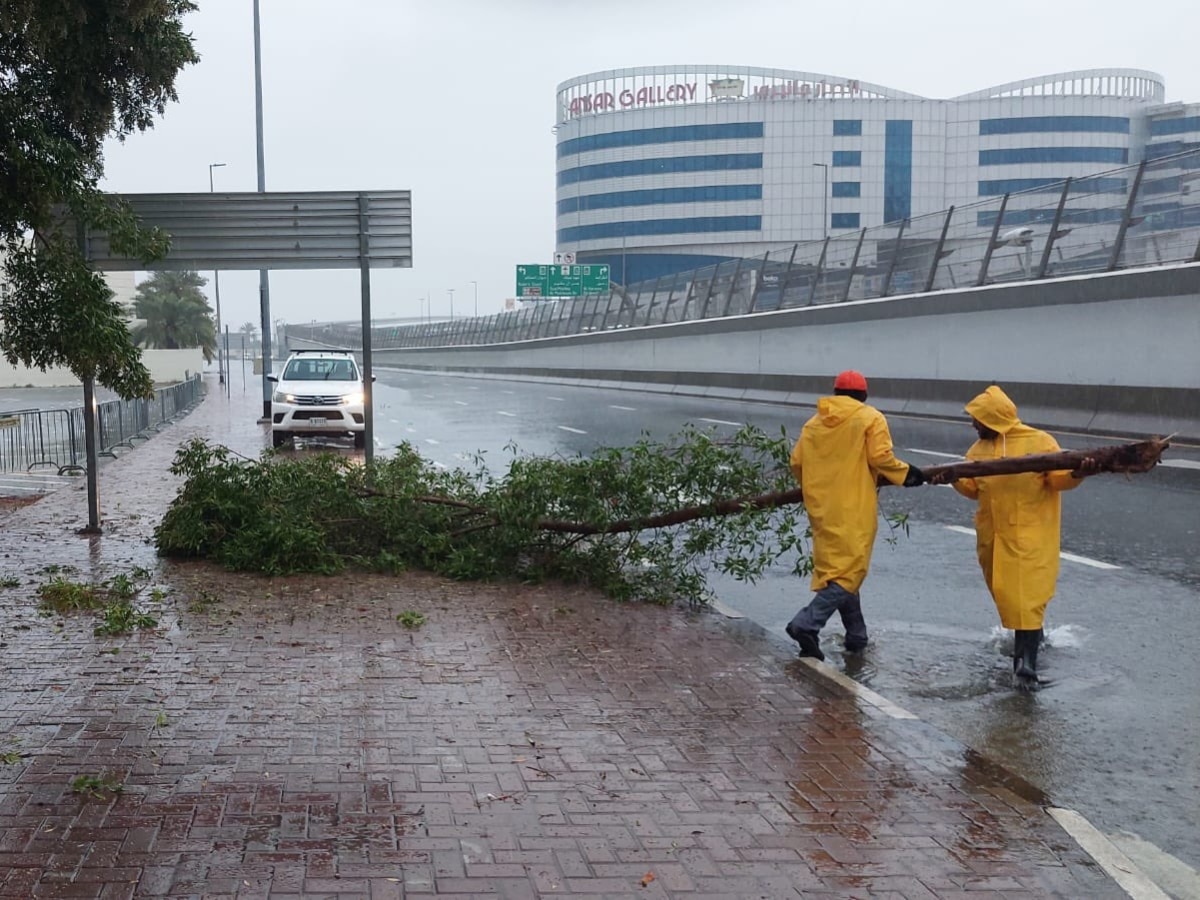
[944, 526, 1121, 570]
[1047, 808, 1172, 900]
[699, 417, 743, 427]
[1060, 551, 1122, 571]
[496, 411, 516, 417]
[468, 386, 479, 390]
[547, 396, 565, 402]
[424, 438, 440, 445]
[432, 461, 447, 470]
[422, 394, 435, 399]
[609, 405, 637, 411]
[453, 401, 468, 406]
[389, 418, 400, 423]
[405, 427, 416, 434]
[502, 390, 514, 394]
[907, 448, 964, 460]
[557, 425, 587, 434]
[1160, 459, 1200, 470]
[373, 438, 383, 447]
[798, 658, 918, 720]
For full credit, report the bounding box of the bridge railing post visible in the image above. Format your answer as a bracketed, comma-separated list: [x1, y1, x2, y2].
[881, 218, 908, 298]
[841, 229, 866, 303]
[924, 206, 955, 293]
[1036, 178, 1073, 279]
[977, 193, 1010, 286]
[808, 238, 830, 306]
[720, 257, 744, 318]
[1108, 159, 1148, 271]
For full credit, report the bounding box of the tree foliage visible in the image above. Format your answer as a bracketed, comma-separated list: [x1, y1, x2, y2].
[0, 1, 199, 398]
[154, 427, 813, 606]
[132, 270, 217, 361]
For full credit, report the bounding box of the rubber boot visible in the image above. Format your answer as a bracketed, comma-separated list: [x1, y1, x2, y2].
[1013, 629, 1040, 690]
[838, 594, 868, 653]
[786, 621, 824, 661]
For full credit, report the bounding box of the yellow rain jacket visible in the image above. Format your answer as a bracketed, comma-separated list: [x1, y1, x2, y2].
[953, 386, 1082, 630]
[790, 396, 911, 594]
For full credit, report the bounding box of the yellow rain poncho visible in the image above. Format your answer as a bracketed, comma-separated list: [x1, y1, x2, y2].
[790, 396, 911, 594]
[953, 386, 1082, 630]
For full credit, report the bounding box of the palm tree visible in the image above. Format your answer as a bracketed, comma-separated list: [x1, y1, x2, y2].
[237, 322, 260, 353]
[131, 271, 217, 362]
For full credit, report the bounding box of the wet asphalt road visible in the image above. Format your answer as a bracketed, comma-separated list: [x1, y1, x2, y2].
[330, 368, 1200, 875]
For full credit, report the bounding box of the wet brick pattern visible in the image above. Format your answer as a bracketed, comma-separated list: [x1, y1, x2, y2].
[0, 379, 1123, 897]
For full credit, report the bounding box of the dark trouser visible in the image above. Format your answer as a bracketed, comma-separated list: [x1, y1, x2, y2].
[788, 582, 867, 648]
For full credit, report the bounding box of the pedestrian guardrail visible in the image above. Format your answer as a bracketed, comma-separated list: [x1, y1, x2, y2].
[0, 375, 203, 476]
[290, 146, 1200, 351]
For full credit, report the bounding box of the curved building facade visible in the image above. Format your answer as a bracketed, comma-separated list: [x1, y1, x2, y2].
[553, 66, 1168, 284]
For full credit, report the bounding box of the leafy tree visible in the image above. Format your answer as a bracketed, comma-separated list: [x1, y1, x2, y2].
[0, 1, 199, 398]
[155, 426, 813, 605]
[237, 321, 259, 349]
[132, 270, 217, 361]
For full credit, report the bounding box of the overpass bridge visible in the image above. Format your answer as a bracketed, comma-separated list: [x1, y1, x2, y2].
[286, 149, 1200, 441]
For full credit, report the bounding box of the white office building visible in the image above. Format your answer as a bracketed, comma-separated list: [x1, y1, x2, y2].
[554, 66, 1195, 284]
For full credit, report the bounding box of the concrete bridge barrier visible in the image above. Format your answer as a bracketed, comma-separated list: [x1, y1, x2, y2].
[365, 264, 1200, 442]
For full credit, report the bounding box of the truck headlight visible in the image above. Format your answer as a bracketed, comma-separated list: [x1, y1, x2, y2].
[273, 390, 295, 403]
[339, 391, 364, 406]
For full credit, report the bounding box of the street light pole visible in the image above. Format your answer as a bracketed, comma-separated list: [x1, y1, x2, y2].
[469, 280, 478, 317]
[208, 162, 227, 385]
[253, 0, 273, 419]
[812, 162, 828, 239]
[447, 288, 455, 319]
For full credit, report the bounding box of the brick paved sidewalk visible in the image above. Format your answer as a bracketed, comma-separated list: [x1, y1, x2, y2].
[0, 378, 1124, 898]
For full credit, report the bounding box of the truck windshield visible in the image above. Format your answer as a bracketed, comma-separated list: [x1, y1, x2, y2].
[282, 358, 358, 381]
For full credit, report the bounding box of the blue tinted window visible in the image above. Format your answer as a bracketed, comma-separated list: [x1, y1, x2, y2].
[833, 119, 862, 136]
[557, 122, 765, 158]
[1145, 141, 1200, 166]
[1141, 175, 1187, 195]
[978, 147, 1129, 165]
[979, 116, 1129, 135]
[978, 177, 1127, 196]
[1149, 116, 1200, 137]
[576, 252, 740, 286]
[832, 150, 861, 167]
[831, 181, 860, 198]
[830, 212, 860, 229]
[884, 120, 913, 224]
[557, 184, 762, 215]
[558, 153, 763, 186]
[977, 208, 1125, 227]
[557, 216, 762, 243]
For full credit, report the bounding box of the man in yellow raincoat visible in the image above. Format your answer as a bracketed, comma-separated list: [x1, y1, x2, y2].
[786, 370, 925, 661]
[933, 385, 1095, 689]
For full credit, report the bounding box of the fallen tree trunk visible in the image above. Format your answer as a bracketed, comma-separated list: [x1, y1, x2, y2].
[921, 436, 1170, 482]
[534, 436, 1170, 537]
[537, 488, 805, 536]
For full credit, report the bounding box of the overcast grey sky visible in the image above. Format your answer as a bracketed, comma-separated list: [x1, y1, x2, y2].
[99, 0, 1199, 330]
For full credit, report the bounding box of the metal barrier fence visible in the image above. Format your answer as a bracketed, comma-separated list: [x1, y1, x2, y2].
[0, 375, 204, 475]
[291, 146, 1200, 352]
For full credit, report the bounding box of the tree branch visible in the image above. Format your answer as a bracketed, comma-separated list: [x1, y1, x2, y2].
[921, 437, 1169, 482]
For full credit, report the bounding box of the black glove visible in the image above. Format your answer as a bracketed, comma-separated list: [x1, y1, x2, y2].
[902, 465, 926, 487]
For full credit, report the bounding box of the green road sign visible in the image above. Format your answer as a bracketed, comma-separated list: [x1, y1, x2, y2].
[515, 263, 610, 298]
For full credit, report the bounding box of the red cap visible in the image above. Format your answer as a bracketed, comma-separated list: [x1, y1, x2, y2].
[833, 370, 868, 392]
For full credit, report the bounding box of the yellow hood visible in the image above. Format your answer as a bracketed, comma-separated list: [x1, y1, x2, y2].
[965, 385, 1020, 435]
[817, 394, 865, 426]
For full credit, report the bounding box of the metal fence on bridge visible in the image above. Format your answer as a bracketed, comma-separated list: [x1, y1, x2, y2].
[292, 147, 1200, 351]
[0, 375, 204, 475]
